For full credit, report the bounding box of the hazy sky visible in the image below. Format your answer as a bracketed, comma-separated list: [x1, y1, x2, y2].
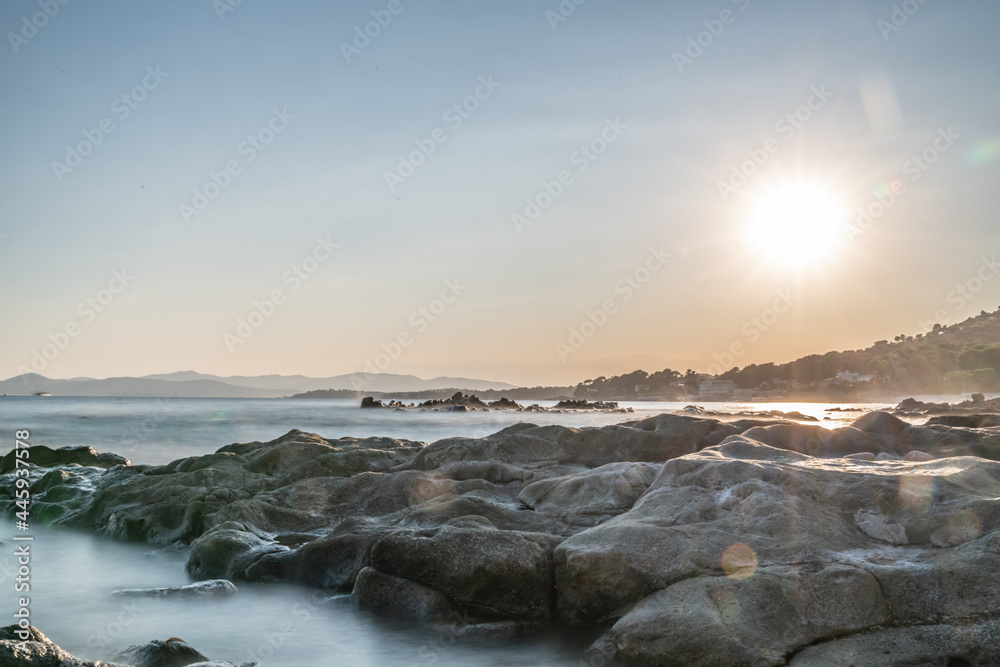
[2, 0, 998, 386]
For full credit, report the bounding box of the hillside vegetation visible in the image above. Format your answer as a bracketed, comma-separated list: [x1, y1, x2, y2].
[574, 308, 1000, 400]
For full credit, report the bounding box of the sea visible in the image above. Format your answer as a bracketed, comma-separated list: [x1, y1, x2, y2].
[0, 396, 956, 665]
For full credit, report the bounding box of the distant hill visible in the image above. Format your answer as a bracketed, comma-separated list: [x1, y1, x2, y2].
[573, 307, 1000, 400]
[141, 371, 516, 393]
[0, 372, 517, 398]
[0, 374, 284, 398]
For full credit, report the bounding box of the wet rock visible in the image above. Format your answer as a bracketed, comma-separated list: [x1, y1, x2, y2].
[610, 564, 887, 666]
[111, 579, 237, 599]
[0, 444, 128, 473]
[926, 414, 1000, 428]
[187, 525, 286, 580]
[370, 523, 557, 621]
[0, 626, 130, 665]
[351, 567, 457, 622]
[555, 433, 1000, 662]
[518, 462, 660, 523]
[8, 413, 1000, 665]
[789, 619, 1000, 666]
[405, 414, 742, 471]
[116, 637, 211, 667]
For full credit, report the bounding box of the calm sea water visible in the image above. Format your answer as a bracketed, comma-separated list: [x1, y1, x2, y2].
[0, 396, 907, 466]
[0, 396, 927, 665]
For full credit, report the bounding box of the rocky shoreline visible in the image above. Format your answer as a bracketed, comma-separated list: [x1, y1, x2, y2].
[4, 409, 1000, 665]
[361, 392, 632, 413]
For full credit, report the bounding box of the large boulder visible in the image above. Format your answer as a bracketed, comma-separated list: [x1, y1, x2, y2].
[187, 524, 286, 580]
[0, 445, 128, 473]
[366, 521, 558, 621]
[554, 433, 1000, 663]
[518, 462, 661, 524]
[853, 411, 1000, 459]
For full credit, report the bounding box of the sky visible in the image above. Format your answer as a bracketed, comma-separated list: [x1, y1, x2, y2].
[1, 0, 998, 387]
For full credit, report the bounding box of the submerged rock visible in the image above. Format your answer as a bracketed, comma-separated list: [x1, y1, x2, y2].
[111, 579, 237, 599]
[115, 637, 257, 667]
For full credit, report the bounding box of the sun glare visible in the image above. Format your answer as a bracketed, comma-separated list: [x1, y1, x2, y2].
[743, 183, 846, 268]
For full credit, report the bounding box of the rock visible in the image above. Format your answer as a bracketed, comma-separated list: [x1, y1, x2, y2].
[0, 624, 130, 666]
[553, 399, 622, 410]
[51, 431, 424, 543]
[111, 579, 238, 599]
[738, 423, 884, 457]
[852, 411, 1000, 460]
[187, 525, 286, 580]
[405, 414, 742, 471]
[351, 567, 457, 622]
[8, 413, 1000, 665]
[554, 433, 1000, 662]
[360, 396, 385, 408]
[116, 638, 211, 667]
[926, 414, 1000, 429]
[610, 564, 887, 666]
[518, 462, 660, 523]
[248, 518, 385, 590]
[369, 523, 557, 621]
[854, 510, 908, 545]
[114, 638, 257, 667]
[0, 445, 128, 473]
[789, 619, 1000, 666]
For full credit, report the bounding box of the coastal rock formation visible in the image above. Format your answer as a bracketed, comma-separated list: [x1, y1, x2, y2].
[360, 393, 631, 413]
[0, 625, 130, 666]
[0, 625, 255, 667]
[0, 444, 128, 473]
[4, 411, 1000, 664]
[110, 579, 237, 599]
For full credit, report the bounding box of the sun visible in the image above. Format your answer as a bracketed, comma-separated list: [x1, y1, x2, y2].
[742, 182, 846, 267]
